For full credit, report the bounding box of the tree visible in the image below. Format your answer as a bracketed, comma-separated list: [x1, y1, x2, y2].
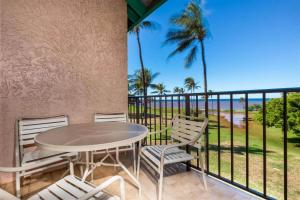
[164, 1, 209, 117]
[254, 93, 300, 135]
[128, 68, 159, 95]
[287, 93, 300, 134]
[239, 97, 245, 110]
[248, 104, 262, 111]
[130, 21, 159, 122]
[174, 87, 185, 94]
[184, 77, 200, 93]
[152, 83, 170, 95]
[208, 89, 214, 114]
[184, 77, 200, 113]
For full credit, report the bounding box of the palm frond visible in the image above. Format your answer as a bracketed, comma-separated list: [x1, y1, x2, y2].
[164, 1, 209, 63]
[139, 21, 160, 30]
[184, 45, 198, 68]
[128, 68, 159, 95]
[167, 37, 196, 59]
[151, 72, 160, 80]
[129, 20, 160, 35]
[164, 29, 192, 45]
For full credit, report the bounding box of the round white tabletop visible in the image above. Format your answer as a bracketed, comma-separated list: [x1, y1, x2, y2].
[35, 122, 148, 152]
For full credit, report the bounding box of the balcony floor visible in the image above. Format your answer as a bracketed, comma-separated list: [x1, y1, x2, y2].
[1, 154, 260, 200]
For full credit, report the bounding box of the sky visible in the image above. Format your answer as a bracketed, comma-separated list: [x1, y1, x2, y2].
[128, 0, 300, 93]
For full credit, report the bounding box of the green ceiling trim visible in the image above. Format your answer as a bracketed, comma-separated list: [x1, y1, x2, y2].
[127, 0, 146, 17]
[128, 7, 140, 22]
[127, 0, 167, 31]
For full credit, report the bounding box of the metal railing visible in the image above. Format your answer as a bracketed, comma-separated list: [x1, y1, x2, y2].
[128, 87, 300, 200]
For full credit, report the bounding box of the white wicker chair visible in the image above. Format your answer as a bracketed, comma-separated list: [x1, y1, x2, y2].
[137, 115, 208, 200]
[15, 115, 77, 197]
[0, 161, 125, 200]
[92, 113, 136, 175]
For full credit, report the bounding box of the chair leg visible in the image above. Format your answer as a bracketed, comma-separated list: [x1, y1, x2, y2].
[16, 171, 21, 198]
[158, 165, 164, 200]
[113, 149, 117, 171]
[91, 151, 94, 181]
[199, 151, 207, 190]
[137, 141, 142, 181]
[133, 144, 136, 175]
[79, 152, 84, 177]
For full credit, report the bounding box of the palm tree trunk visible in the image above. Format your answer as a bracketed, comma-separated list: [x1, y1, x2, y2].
[200, 40, 208, 118]
[136, 31, 148, 125]
[200, 38, 209, 173]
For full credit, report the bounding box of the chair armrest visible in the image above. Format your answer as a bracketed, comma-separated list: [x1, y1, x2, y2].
[78, 175, 125, 200]
[0, 164, 41, 173]
[0, 154, 77, 174]
[159, 142, 190, 164]
[148, 126, 171, 136]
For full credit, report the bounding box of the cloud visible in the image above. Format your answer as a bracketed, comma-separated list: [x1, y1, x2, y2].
[200, 0, 206, 7]
[200, 0, 211, 16]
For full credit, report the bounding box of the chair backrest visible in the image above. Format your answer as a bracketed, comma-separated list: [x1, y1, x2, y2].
[171, 115, 208, 148]
[17, 115, 68, 148]
[94, 113, 127, 123]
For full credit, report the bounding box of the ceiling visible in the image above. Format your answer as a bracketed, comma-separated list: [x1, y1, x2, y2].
[127, 0, 167, 31]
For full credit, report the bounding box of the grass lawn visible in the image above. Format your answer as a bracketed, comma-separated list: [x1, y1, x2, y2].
[129, 106, 300, 199]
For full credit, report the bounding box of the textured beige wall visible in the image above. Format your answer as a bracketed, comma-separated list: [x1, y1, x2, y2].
[0, 0, 127, 183]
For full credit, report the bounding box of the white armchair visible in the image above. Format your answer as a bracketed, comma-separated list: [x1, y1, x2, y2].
[15, 115, 77, 198]
[137, 115, 208, 200]
[92, 113, 137, 175]
[0, 161, 125, 200]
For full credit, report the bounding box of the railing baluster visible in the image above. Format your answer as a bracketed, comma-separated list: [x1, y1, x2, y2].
[283, 92, 288, 200]
[130, 100, 132, 122]
[206, 94, 210, 173]
[185, 95, 191, 171]
[196, 95, 199, 117]
[178, 96, 181, 114]
[145, 97, 148, 145]
[171, 96, 174, 119]
[245, 93, 249, 189]
[230, 94, 234, 182]
[196, 95, 199, 168]
[262, 93, 267, 196]
[136, 98, 140, 124]
[165, 96, 168, 145]
[140, 97, 143, 124]
[159, 96, 162, 145]
[217, 94, 221, 177]
[149, 97, 152, 145]
[154, 97, 157, 145]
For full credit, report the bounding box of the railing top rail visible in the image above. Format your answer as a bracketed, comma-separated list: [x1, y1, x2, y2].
[129, 87, 300, 98]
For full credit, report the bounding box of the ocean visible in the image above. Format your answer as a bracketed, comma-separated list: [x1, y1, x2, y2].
[146, 98, 269, 111]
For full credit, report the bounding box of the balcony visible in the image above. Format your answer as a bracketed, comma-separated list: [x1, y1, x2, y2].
[1, 155, 258, 200]
[128, 87, 300, 200]
[1, 0, 299, 199]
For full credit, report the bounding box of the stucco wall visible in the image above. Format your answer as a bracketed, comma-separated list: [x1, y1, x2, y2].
[0, 0, 127, 183]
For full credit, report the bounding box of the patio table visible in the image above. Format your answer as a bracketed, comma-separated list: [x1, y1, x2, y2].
[35, 122, 148, 195]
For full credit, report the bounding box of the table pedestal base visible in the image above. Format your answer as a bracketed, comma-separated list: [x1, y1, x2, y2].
[78, 141, 142, 197]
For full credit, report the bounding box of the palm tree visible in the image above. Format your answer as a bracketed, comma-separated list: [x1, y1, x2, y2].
[184, 77, 200, 113]
[152, 83, 170, 95]
[208, 89, 214, 114]
[128, 68, 159, 96]
[174, 87, 185, 94]
[164, 1, 209, 117]
[130, 21, 159, 122]
[239, 97, 245, 110]
[184, 77, 200, 93]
